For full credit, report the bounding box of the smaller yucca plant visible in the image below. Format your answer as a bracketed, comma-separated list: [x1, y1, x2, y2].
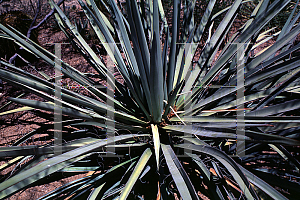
[0, 0, 300, 199]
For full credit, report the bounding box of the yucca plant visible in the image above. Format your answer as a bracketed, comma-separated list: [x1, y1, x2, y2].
[1, 0, 300, 199]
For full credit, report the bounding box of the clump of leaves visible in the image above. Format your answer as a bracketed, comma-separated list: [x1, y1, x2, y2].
[0, 0, 300, 199]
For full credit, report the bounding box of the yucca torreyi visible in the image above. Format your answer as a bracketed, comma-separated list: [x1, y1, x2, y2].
[0, 0, 300, 199]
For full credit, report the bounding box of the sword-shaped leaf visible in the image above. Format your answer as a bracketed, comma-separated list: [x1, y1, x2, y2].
[119, 148, 152, 200]
[161, 144, 199, 200]
[176, 143, 259, 199]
